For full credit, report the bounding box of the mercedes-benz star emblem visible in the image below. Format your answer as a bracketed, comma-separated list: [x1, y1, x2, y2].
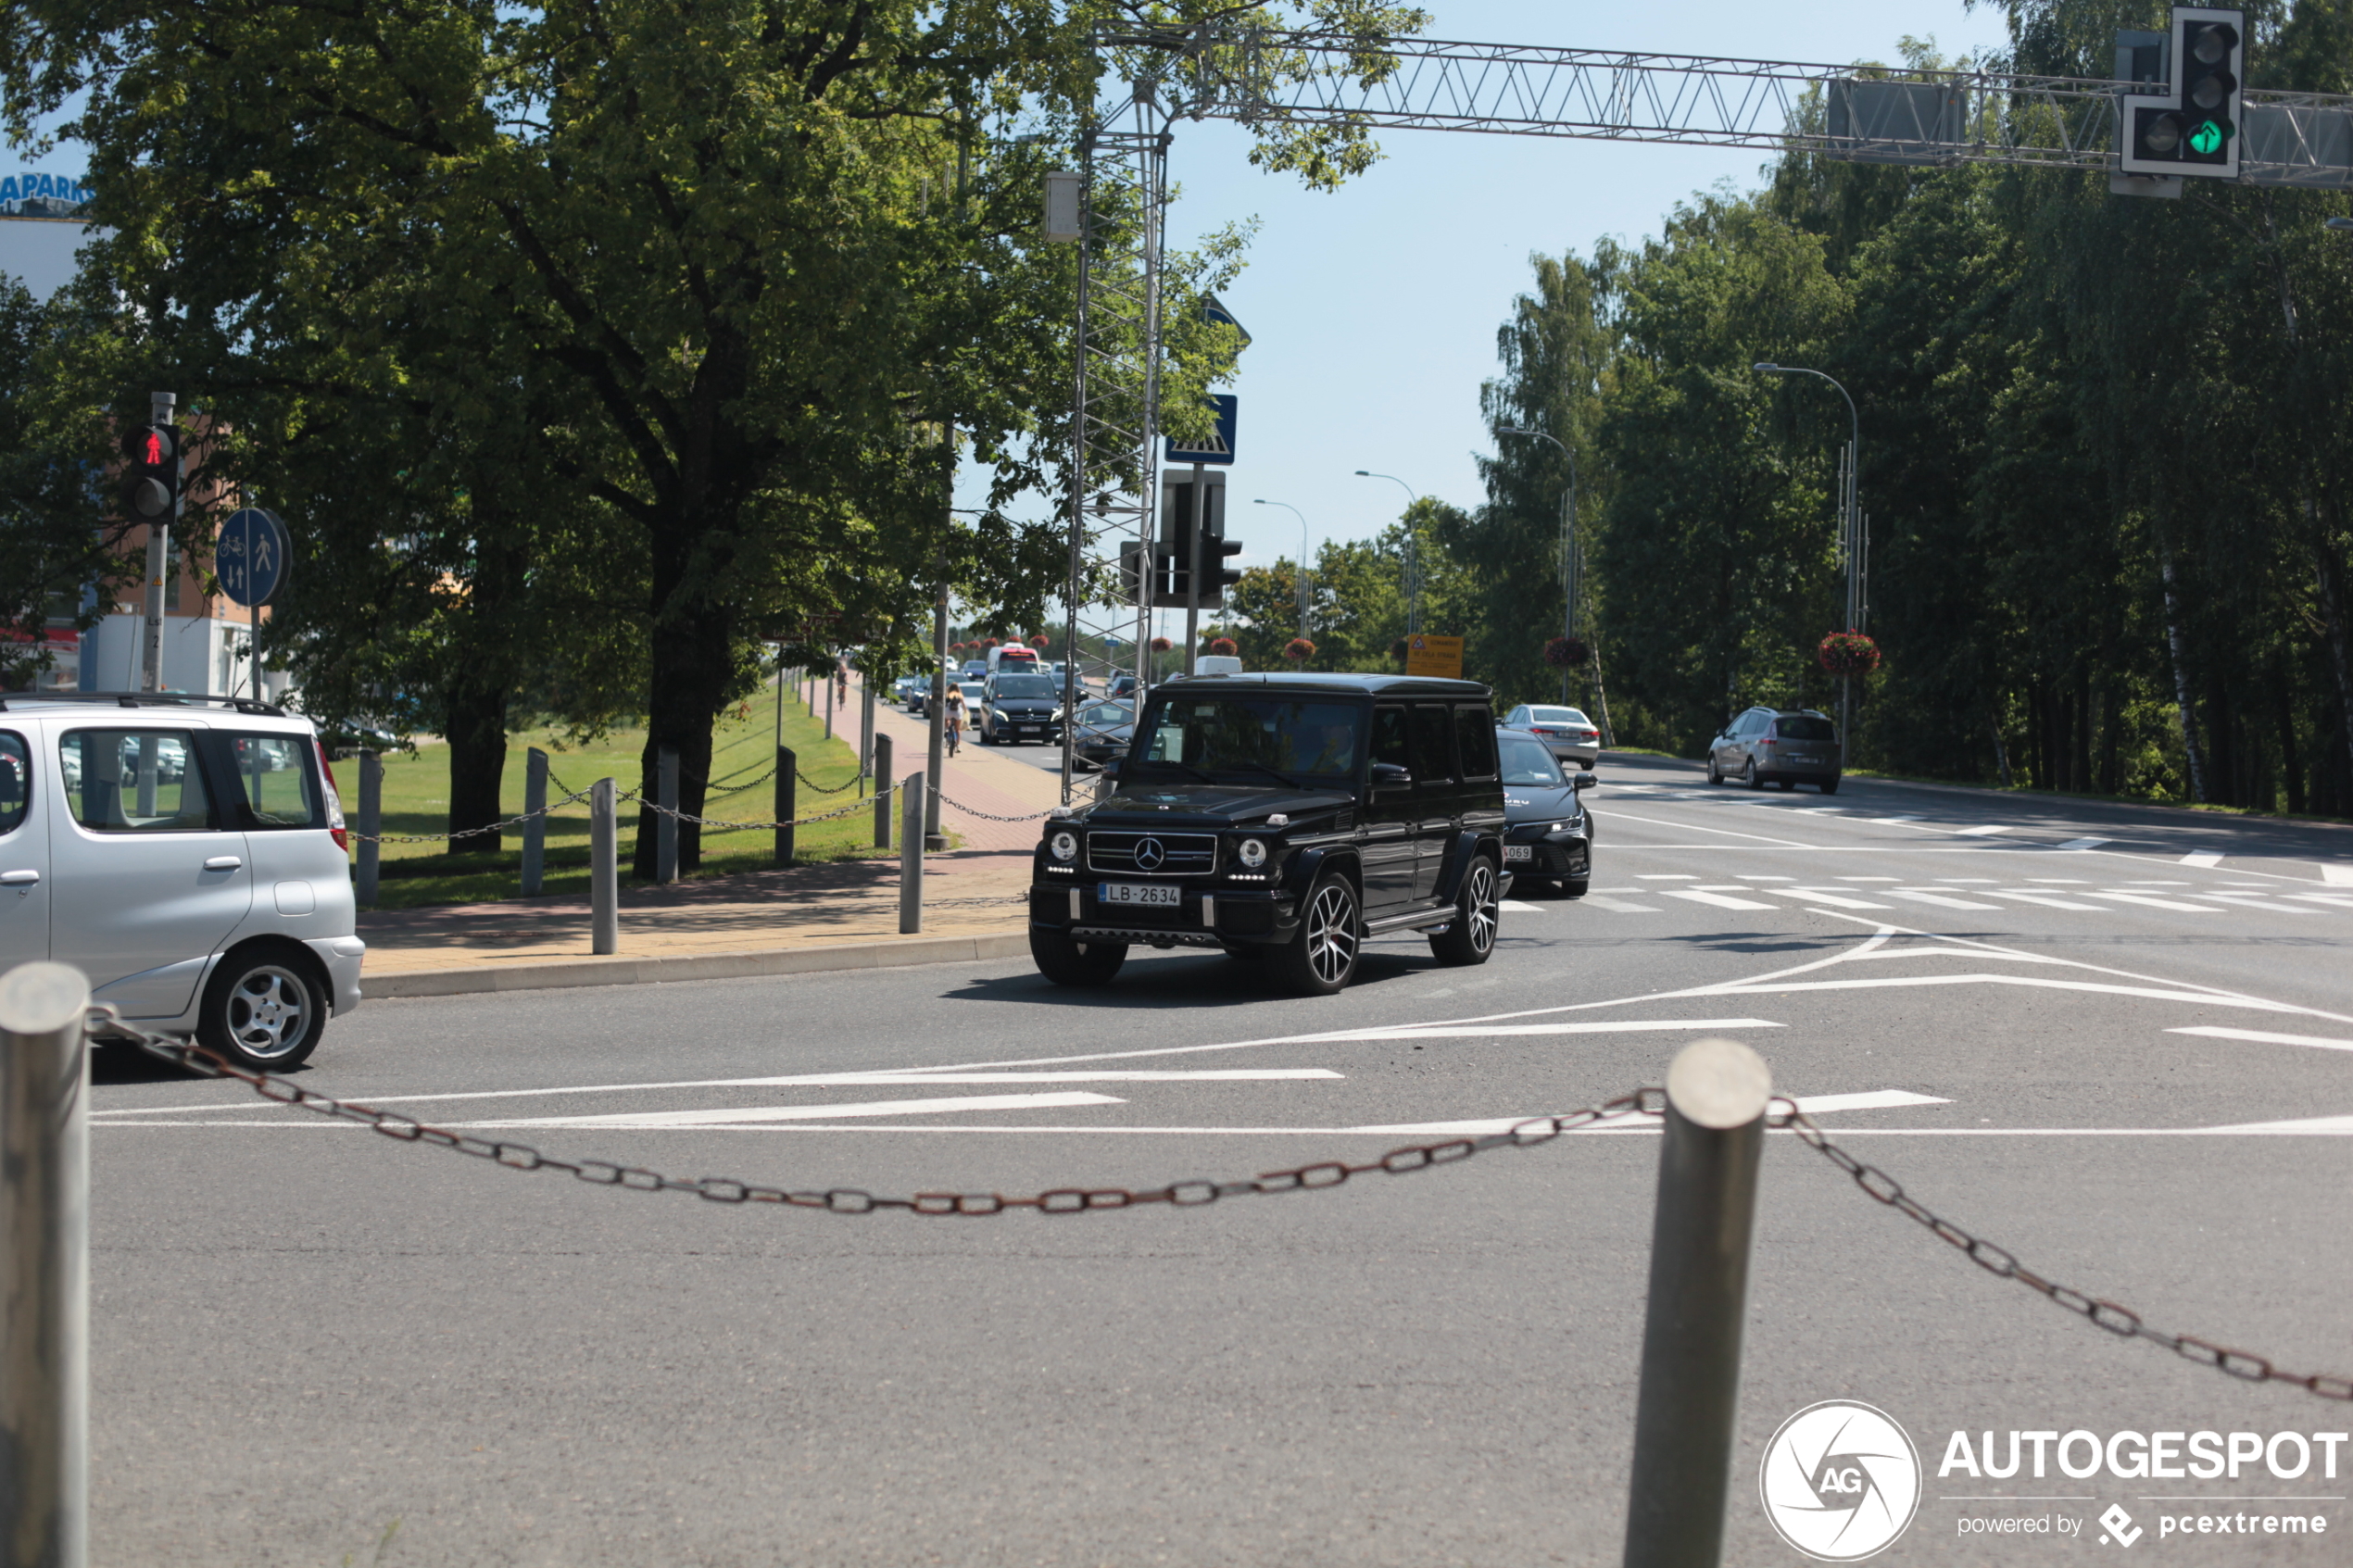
[1133, 837, 1165, 871]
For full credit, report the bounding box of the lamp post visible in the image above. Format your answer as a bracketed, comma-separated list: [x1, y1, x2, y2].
[1253, 499, 1312, 639]
[1354, 470, 1422, 633]
[1754, 362, 1864, 741]
[1498, 426, 1579, 702]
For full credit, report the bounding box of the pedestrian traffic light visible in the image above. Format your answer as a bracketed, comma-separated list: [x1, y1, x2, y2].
[2119, 7, 2242, 180]
[120, 423, 181, 524]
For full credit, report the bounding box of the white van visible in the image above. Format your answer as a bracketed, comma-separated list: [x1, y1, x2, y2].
[1192, 655, 1244, 677]
[0, 693, 363, 1068]
[985, 644, 1044, 676]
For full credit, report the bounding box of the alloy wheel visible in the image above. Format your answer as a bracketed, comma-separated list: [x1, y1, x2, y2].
[1305, 884, 1359, 985]
[1464, 862, 1498, 954]
[224, 964, 314, 1060]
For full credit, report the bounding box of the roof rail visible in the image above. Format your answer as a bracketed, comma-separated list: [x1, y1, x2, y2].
[0, 691, 289, 718]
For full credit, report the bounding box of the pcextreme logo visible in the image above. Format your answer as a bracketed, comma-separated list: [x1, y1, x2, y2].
[1760, 1400, 1924, 1562]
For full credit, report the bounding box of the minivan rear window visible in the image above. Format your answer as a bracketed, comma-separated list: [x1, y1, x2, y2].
[0, 733, 26, 835]
[1774, 716, 1836, 742]
[60, 729, 214, 832]
[222, 734, 321, 828]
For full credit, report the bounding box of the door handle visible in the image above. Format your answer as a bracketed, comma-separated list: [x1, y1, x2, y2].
[0, 869, 36, 886]
[203, 856, 243, 872]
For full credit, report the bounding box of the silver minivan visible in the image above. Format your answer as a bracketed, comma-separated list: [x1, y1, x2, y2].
[0, 694, 364, 1068]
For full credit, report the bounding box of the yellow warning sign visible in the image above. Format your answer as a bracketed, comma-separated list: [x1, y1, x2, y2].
[1403, 633, 1465, 679]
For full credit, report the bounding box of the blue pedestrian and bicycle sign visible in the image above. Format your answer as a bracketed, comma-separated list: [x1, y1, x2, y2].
[217, 508, 291, 608]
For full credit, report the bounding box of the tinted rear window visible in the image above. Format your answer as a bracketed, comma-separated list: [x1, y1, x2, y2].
[221, 734, 323, 828]
[0, 733, 25, 835]
[1774, 716, 1836, 741]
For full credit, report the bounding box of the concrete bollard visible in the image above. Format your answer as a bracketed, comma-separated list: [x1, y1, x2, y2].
[521, 746, 548, 897]
[590, 778, 619, 955]
[1, 960, 92, 1568]
[355, 749, 382, 906]
[900, 769, 925, 934]
[655, 746, 679, 884]
[1623, 1037, 1772, 1568]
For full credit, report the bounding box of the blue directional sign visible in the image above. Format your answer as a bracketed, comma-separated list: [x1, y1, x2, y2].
[1165, 395, 1237, 465]
[217, 508, 291, 608]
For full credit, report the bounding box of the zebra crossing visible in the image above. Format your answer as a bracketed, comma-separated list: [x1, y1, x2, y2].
[1508, 874, 2353, 919]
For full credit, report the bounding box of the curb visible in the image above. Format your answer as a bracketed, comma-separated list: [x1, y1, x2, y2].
[362, 930, 1033, 1000]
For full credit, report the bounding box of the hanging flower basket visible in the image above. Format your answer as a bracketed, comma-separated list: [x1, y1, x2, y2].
[1205, 636, 1238, 657]
[1027, 633, 1051, 649]
[1818, 630, 1881, 677]
[1283, 637, 1315, 661]
[1150, 635, 1173, 652]
[982, 636, 1001, 649]
[1543, 634, 1590, 670]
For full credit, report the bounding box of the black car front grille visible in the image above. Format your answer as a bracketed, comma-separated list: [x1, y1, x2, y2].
[1086, 831, 1216, 876]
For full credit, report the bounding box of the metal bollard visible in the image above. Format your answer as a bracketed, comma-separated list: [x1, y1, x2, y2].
[655, 746, 679, 884]
[775, 746, 796, 868]
[1, 961, 92, 1568]
[355, 749, 382, 906]
[899, 769, 924, 934]
[590, 778, 619, 955]
[1623, 1038, 1772, 1568]
[521, 746, 548, 897]
[872, 734, 893, 848]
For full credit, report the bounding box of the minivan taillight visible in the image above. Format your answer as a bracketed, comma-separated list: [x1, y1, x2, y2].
[315, 738, 349, 851]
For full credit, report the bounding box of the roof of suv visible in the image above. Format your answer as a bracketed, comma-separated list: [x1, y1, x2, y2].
[0, 691, 295, 719]
[1154, 672, 1491, 698]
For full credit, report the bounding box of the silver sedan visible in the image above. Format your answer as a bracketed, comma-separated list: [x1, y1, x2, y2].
[1501, 704, 1601, 771]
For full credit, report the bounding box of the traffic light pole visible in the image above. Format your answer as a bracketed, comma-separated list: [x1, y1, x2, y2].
[140, 391, 175, 693]
[1183, 459, 1205, 674]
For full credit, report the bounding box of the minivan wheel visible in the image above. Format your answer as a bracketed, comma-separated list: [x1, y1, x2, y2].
[1706, 757, 1723, 785]
[196, 948, 327, 1071]
[1277, 872, 1360, 996]
[1030, 928, 1127, 986]
[1429, 858, 1500, 967]
[1743, 759, 1761, 790]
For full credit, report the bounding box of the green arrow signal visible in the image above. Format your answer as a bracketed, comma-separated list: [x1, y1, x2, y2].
[2189, 120, 2224, 155]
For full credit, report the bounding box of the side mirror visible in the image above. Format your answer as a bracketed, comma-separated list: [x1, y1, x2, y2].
[1571, 773, 1596, 791]
[1369, 762, 1412, 788]
[1102, 758, 1123, 779]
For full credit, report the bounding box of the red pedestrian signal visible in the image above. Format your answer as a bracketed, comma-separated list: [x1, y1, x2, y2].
[120, 423, 182, 522]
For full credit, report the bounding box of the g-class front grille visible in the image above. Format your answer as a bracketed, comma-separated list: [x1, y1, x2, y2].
[1086, 831, 1216, 876]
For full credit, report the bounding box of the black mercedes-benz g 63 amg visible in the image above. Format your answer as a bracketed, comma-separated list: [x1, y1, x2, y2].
[1026, 673, 1510, 996]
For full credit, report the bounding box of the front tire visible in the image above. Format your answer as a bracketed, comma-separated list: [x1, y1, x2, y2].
[1429, 857, 1501, 967]
[1030, 927, 1127, 987]
[1819, 777, 1841, 795]
[196, 947, 328, 1071]
[1560, 878, 1590, 899]
[1706, 756, 1723, 784]
[1277, 872, 1361, 996]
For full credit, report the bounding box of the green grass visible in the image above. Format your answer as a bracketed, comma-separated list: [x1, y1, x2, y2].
[350, 680, 915, 910]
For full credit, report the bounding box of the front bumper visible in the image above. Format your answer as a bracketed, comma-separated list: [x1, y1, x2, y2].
[1502, 834, 1591, 881]
[1030, 880, 1296, 948]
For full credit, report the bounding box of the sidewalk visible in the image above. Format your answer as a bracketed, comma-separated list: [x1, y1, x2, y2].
[350, 675, 1067, 997]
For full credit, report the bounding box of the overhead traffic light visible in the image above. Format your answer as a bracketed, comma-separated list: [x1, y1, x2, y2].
[2120, 6, 2242, 180]
[120, 423, 182, 524]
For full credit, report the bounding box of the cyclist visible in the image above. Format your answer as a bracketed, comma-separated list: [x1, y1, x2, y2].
[943, 684, 966, 757]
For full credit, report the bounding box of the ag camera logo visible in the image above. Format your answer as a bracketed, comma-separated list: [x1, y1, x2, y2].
[1760, 1400, 1923, 1561]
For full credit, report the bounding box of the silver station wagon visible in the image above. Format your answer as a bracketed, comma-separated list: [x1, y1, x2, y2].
[0, 693, 364, 1068]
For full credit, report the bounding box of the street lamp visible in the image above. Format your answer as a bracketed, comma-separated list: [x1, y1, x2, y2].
[1354, 470, 1423, 633]
[1253, 499, 1313, 638]
[1497, 426, 1579, 702]
[1755, 361, 1864, 739]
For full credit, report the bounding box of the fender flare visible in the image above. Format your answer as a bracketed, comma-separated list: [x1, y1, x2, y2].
[1430, 829, 1501, 905]
[1283, 845, 1360, 899]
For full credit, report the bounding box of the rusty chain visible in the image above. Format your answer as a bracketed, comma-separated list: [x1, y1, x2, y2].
[1768, 1098, 2353, 1403]
[344, 786, 598, 845]
[86, 1010, 2343, 1403]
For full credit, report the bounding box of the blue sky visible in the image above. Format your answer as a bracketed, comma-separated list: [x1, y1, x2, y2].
[963, 0, 2019, 603]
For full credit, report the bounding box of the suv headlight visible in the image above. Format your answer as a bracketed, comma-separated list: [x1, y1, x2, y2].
[1050, 830, 1078, 862]
[1238, 837, 1267, 868]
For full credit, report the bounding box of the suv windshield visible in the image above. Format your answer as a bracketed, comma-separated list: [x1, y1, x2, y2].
[1498, 734, 1565, 785]
[992, 675, 1057, 700]
[1136, 697, 1364, 782]
[1775, 715, 1836, 741]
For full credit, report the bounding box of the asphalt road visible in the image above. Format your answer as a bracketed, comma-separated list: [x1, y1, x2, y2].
[88, 756, 2353, 1566]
